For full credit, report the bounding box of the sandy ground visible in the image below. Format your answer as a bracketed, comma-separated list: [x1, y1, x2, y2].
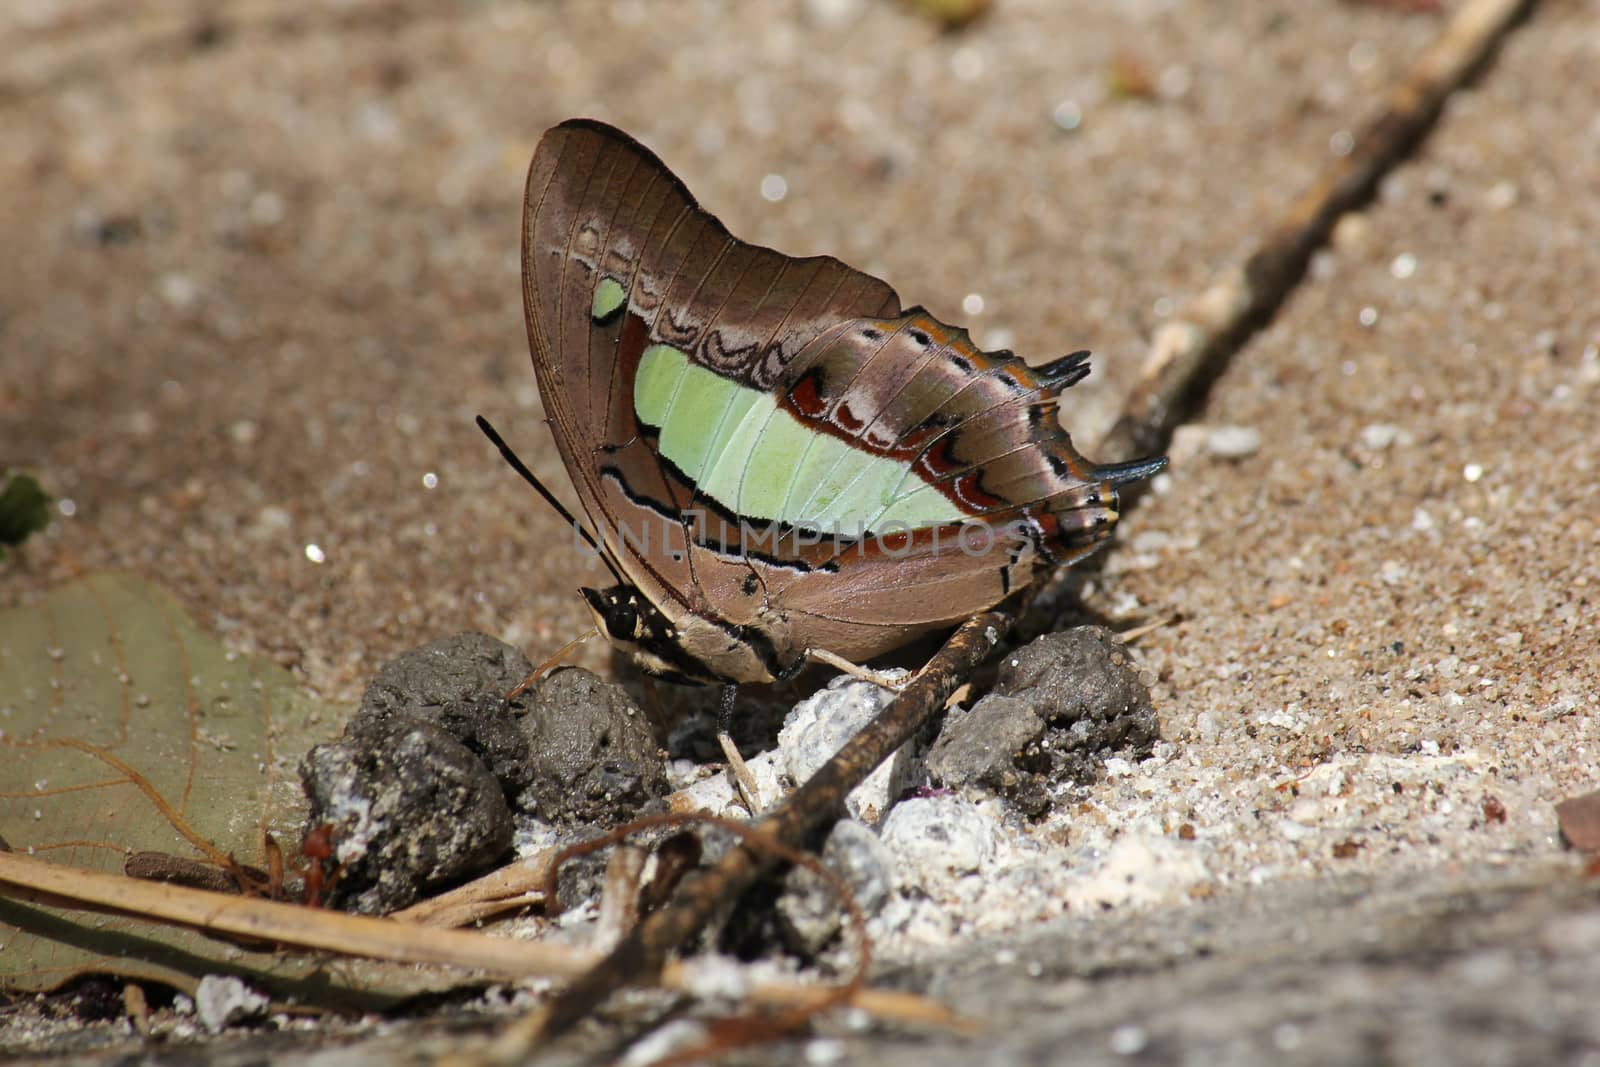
[2, 0, 1597, 1058]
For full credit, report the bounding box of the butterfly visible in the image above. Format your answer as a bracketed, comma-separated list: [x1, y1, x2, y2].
[502, 119, 1164, 689]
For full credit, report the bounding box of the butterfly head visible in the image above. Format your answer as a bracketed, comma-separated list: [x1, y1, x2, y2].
[580, 584, 701, 685]
[578, 583, 785, 687]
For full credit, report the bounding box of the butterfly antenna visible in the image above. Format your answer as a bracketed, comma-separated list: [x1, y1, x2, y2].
[475, 415, 622, 581]
[505, 626, 600, 700]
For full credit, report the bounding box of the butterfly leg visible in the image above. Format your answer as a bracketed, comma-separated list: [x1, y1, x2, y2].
[804, 647, 910, 691]
[716, 684, 765, 814]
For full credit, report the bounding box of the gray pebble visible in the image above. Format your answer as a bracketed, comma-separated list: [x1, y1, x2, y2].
[517, 667, 667, 829]
[779, 673, 906, 783]
[879, 795, 997, 889]
[996, 627, 1157, 742]
[776, 819, 896, 956]
[299, 713, 514, 914]
[926, 695, 1046, 793]
[928, 627, 1158, 816]
[360, 631, 533, 721]
[358, 631, 538, 806]
[779, 672, 914, 823]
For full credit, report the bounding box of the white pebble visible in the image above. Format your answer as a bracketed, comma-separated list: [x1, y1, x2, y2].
[195, 975, 268, 1033]
[230, 419, 258, 446]
[620, 1020, 709, 1067]
[249, 191, 285, 226]
[1359, 423, 1400, 450]
[759, 173, 788, 202]
[1205, 425, 1262, 459]
[779, 673, 913, 822]
[1109, 1023, 1149, 1055]
[1485, 180, 1518, 210]
[804, 1037, 848, 1065]
[159, 273, 198, 310]
[879, 795, 997, 888]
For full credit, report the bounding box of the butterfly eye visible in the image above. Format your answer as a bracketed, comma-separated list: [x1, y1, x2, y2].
[604, 599, 640, 640]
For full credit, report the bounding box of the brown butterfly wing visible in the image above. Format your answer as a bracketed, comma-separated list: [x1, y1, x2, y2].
[521, 120, 1163, 682]
[739, 311, 1138, 663]
[521, 120, 900, 639]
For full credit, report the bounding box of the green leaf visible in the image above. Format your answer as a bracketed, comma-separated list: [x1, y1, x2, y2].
[0, 473, 52, 556]
[0, 572, 449, 1006]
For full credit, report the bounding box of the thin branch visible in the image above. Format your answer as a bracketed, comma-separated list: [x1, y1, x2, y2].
[529, 612, 1008, 1044]
[388, 853, 555, 929]
[0, 849, 589, 978]
[1097, 0, 1535, 466]
[0, 850, 963, 1031]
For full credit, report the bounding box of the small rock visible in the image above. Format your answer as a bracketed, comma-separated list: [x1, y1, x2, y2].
[995, 628, 1158, 751]
[669, 747, 787, 817]
[930, 628, 1158, 815]
[551, 849, 614, 919]
[1359, 423, 1404, 451]
[620, 1019, 711, 1067]
[359, 632, 538, 808]
[194, 975, 268, 1033]
[518, 667, 667, 829]
[776, 819, 896, 956]
[1484, 179, 1518, 210]
[1204, 424, 1262, 460]
[879, 795, 997, 891]
[1331, 211, 1370, 251]
[361, 632, 533, 720]
[804, 0, 865, 27]
[299, 714, 514, 914]
[779, 672, 915, 824]
[158, 272, 198, 310]
[1556, 788, 1600, 852]
[822, 819, 894, 915]
[926, 696, 1045, 791]
[1166, 424, 1208, 467]
[1167, 422, 1263, 464]
[1064, 834, 1209, 910]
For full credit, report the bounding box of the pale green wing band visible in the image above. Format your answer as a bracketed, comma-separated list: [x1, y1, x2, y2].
[635, 344, 963, 533]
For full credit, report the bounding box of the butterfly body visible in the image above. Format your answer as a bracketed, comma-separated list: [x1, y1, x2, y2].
[518, 119, 1164, 687]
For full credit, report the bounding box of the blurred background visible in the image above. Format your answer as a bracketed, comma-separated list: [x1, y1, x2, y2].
[2, 0, 1593, 783]
[0, 0, 1450, 698]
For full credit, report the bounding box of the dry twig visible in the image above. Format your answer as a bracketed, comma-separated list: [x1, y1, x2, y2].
[1098, 0, 1535, 467]
[522, 612, 1008, 1048]
[388, 854, 555, 928]
[0, 850, 963, 1030]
